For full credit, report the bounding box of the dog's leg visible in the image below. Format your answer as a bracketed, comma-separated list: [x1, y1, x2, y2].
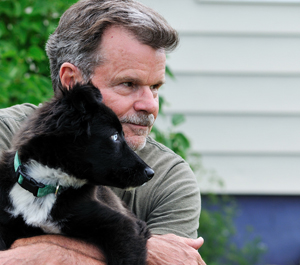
[60, 200, 149, 265]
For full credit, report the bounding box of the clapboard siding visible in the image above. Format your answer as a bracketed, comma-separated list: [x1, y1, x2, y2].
[200, 155, 300, 194]
[155, 113, 300, 194]
[138, 0, 300, 194]
[156, 115, 300, 153]
[162, 75, 300, 113]
[139, 0, 300, 34]
[168, 35, 300, 73]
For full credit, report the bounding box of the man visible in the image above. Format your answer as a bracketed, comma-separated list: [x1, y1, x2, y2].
[0, 0, 206, 264]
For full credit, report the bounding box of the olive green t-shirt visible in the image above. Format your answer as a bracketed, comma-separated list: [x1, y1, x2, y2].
[0, 103, 201, 239]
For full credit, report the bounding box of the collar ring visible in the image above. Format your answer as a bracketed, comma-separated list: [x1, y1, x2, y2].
[55, 184, 60, 198]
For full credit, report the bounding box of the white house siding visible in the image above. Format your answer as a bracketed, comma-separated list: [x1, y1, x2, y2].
[137, 0, 300, 194]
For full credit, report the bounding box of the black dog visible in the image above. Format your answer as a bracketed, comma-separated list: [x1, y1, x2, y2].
[0, 83, 154, 265]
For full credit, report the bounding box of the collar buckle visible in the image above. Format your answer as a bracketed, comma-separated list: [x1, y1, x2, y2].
[14, 151, 65, 197]
[16, 165, 45, 197]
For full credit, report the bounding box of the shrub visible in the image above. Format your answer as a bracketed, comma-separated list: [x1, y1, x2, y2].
[0, 0, 76, 107]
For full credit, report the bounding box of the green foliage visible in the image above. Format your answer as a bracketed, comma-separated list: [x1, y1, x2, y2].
[199, 195, 267, 264]
[151, 114, 190, 160]
[0, 0, 76, 108]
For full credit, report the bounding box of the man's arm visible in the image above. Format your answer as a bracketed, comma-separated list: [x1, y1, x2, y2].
[145, 161, 201, 238]
[0, 234, 206, 265]
[0, 235, 106, 265]
[144, 162, 206, 264]
[135, 137, 201, 239]
[134, 137, 206, 264]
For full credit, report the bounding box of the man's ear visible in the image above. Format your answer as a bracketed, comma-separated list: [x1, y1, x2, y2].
[60, 62, 83, 89]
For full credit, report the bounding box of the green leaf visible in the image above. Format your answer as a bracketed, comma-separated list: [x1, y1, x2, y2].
[165, 65, 175, 79]
[27, 46, 46, 61]
[13, 1, 22, 17]
[171, 114, 185, 126]
[0, 1, 14, 16]
[0, 22, 7, 38]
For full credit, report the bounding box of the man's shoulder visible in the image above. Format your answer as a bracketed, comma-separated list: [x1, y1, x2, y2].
[0, 103, 37, 121]
[137, 136, 183, 166]
[0, 103, 38, 152]
[143, 136, 177, 155]
[136, 136, 191, 177]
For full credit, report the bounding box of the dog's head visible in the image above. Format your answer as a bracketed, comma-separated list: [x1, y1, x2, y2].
[15, 83, 154, 189]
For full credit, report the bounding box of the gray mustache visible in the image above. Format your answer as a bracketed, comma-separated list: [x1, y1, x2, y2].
[119, 113, 155, 127]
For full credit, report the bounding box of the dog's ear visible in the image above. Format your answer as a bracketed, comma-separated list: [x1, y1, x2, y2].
[33, 83, 103, 138]
[55, 83, 103, 136]
[64, 83, 103, 114]
[13, 83, 104, 155]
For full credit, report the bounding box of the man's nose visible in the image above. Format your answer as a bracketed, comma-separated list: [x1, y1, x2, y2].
[133, 86, 158, 115]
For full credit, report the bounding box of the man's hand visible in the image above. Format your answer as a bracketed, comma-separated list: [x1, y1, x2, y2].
[0, 235, 106, 265]
[147, 234, 207, 265]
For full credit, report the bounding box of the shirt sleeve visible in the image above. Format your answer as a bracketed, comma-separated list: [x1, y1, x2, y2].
[0, 104, 37, 154]
[144, 160, 201, 239]
[0, 117, 15, 152]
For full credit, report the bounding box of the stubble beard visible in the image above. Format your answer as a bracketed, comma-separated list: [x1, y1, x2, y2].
[119, 113, 155, 151]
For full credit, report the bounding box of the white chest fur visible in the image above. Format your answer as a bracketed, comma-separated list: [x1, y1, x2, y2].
[8, 184, 59, 232]
[8, 160, 87, 233]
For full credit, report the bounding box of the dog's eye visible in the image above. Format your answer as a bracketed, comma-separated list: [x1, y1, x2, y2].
[111, 133, 119, 142]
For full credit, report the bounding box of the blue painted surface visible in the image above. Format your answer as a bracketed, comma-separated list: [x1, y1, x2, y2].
[229, 196, 300, 265]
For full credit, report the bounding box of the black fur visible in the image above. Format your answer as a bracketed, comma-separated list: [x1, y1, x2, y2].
[0, 83, 154, 265]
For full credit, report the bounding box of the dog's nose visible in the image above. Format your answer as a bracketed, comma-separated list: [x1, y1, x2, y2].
[145, 167, 154, 180]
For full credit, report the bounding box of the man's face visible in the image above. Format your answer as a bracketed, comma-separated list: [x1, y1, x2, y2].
[91, 26, 166, 151]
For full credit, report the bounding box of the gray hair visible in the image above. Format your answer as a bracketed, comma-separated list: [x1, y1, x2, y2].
[45, 0, 179, 92]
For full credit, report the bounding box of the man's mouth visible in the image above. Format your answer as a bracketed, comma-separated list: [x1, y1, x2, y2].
[127, 122, 148, 128]
[124, 123, 149, 133]
[119, 113, 155, 127]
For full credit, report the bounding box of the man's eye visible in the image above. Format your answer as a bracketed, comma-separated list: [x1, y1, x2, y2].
[111, 133, 119, 141]
[123, 82, 133, 87]
[150, 84, 161, 91]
